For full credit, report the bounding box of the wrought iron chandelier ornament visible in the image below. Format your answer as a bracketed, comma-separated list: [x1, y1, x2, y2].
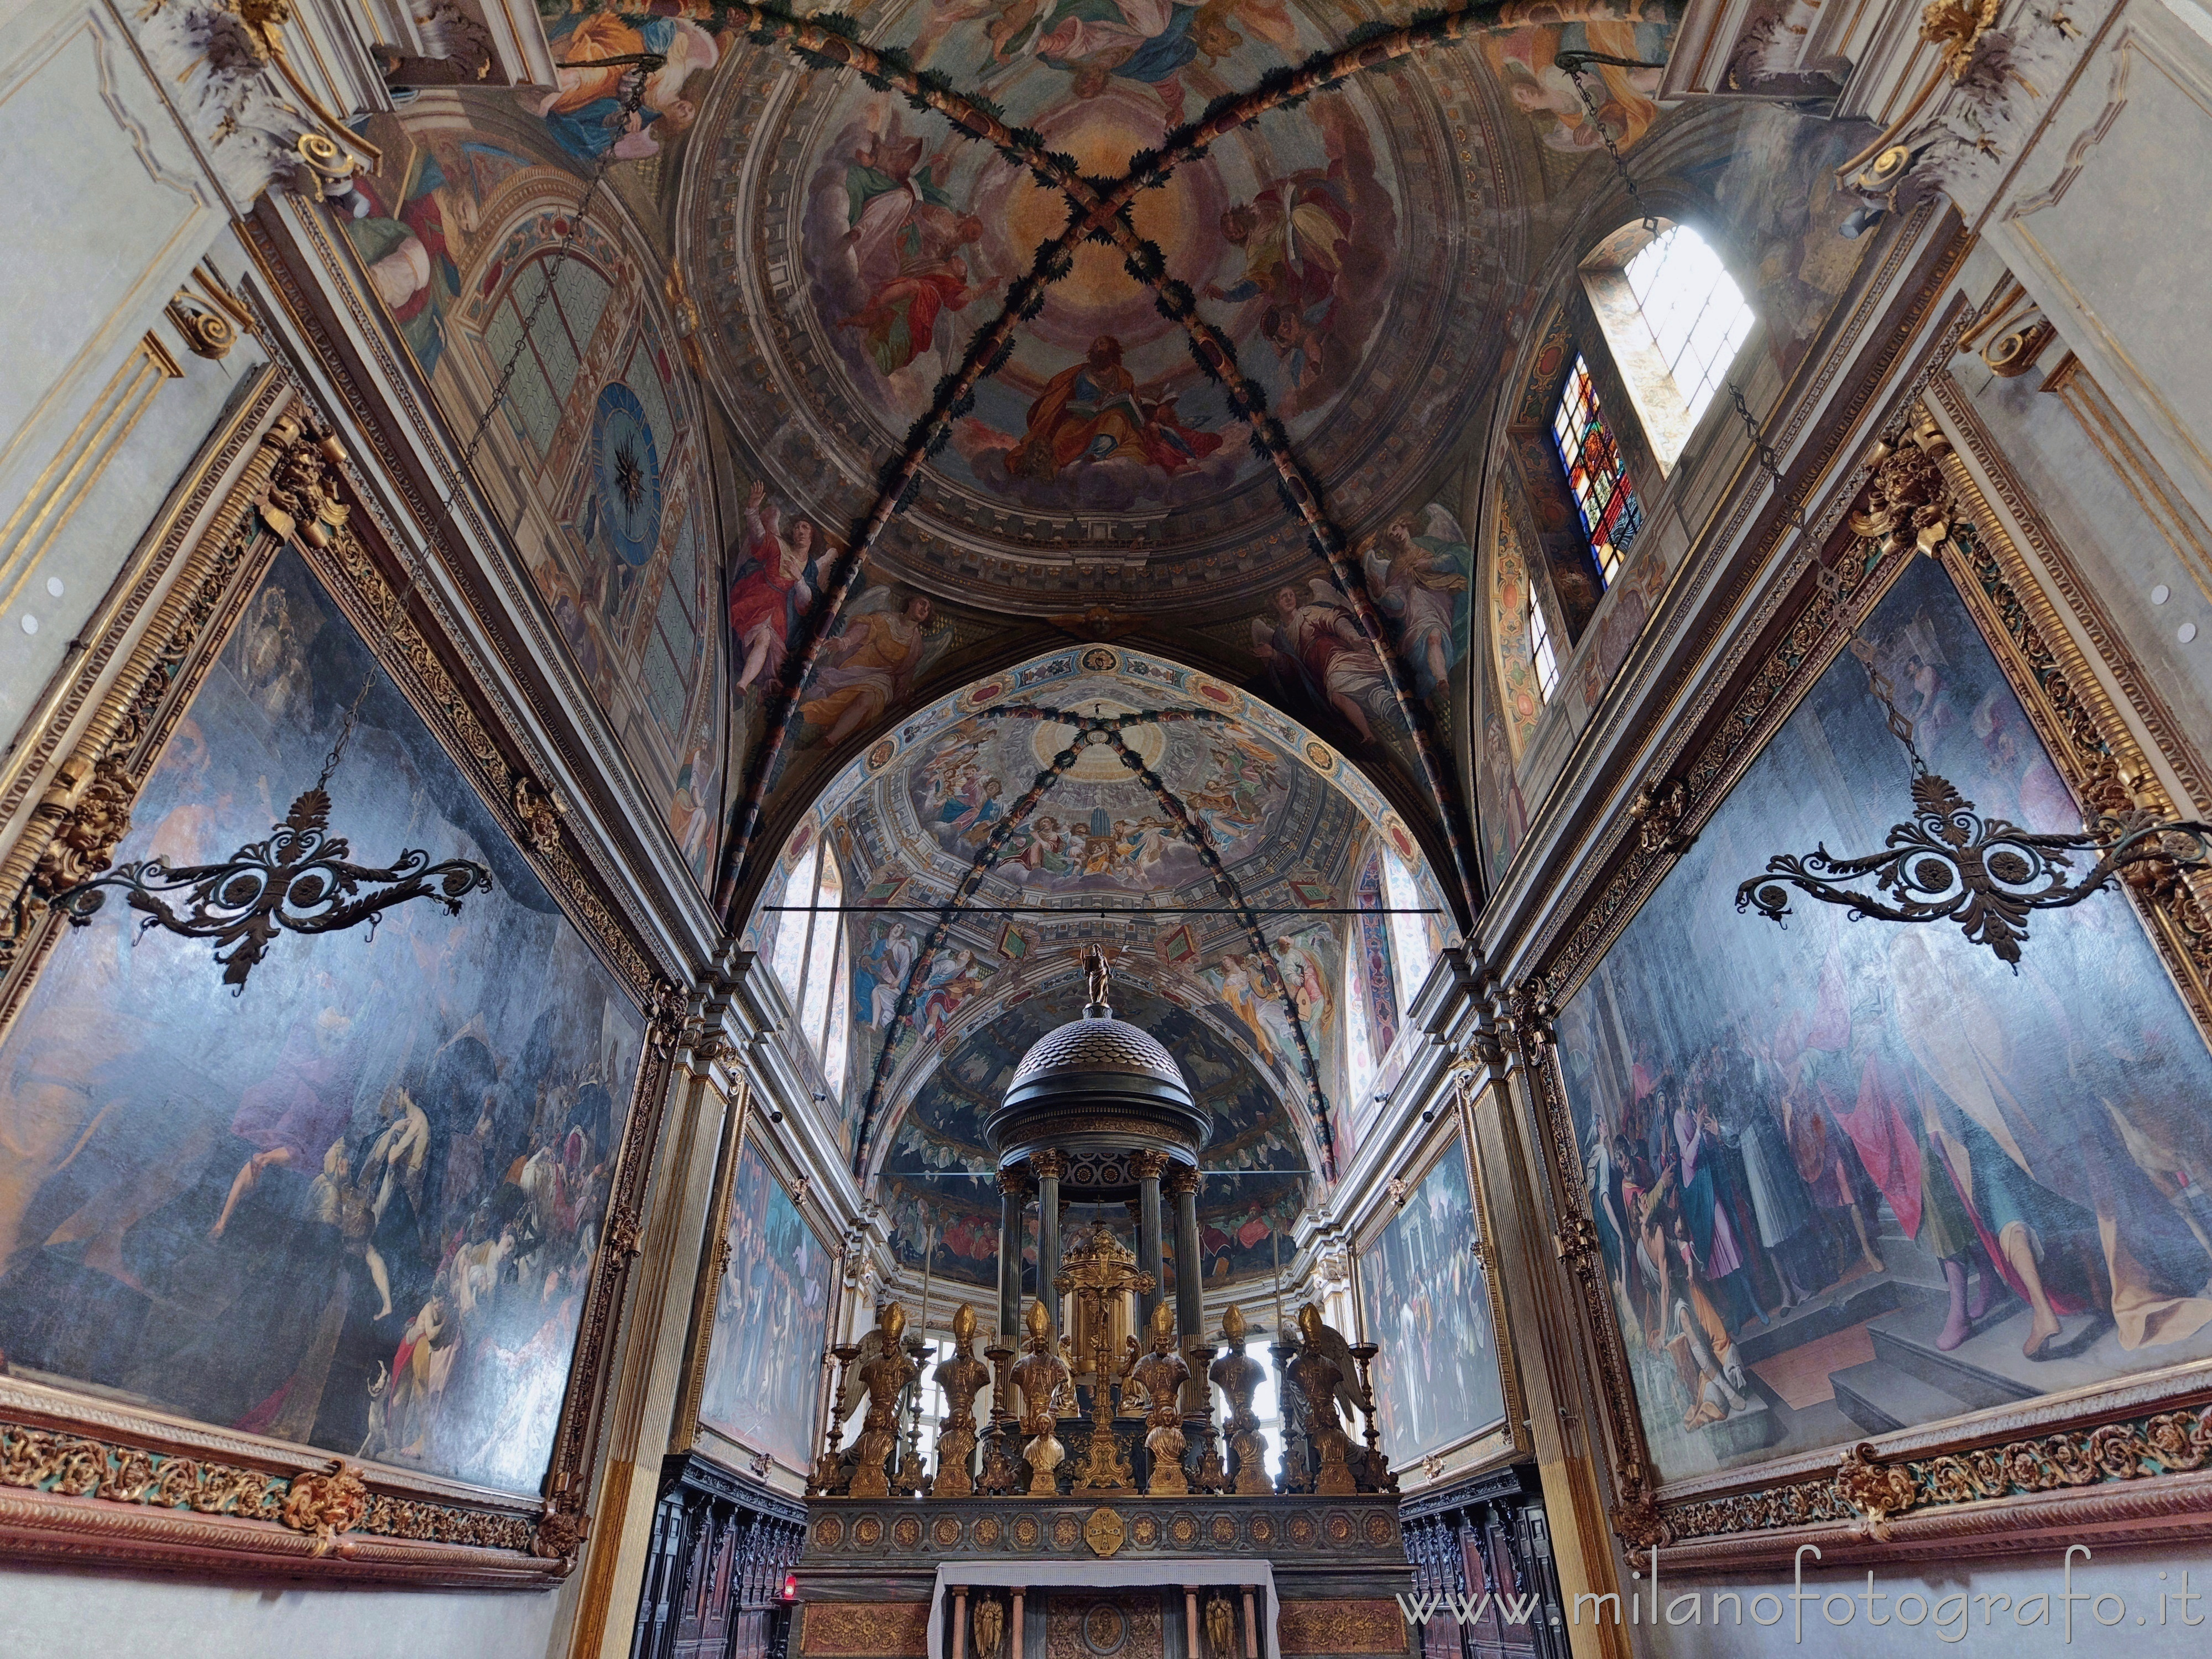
[54, 668, 492, 993]
[54, 785, 491, 993]
[1735, 766, 2212, 967]
[1719, 429, 2212, 963]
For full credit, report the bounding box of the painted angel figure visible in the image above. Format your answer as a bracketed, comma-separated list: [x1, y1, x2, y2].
[1200, 952, 1279, 1067]
[1271, 926, 1333, 1032]
[1251, 580, 1392, 743]
[1361, 504, 1470, 700]
[728, 481, 821, 694]
[839, 122, 990, 378]
[799, 589, 948, 746]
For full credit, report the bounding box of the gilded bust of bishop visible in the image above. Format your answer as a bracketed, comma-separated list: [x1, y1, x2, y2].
[1126, 1301, 1191, 1494]
[846, 1301, 917, 1499]
[930, 1302, 992, 1497]
[1007, 1298, 1071, 1495]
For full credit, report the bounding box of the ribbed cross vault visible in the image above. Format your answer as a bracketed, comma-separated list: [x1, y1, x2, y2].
[690, 0, 1684, 927]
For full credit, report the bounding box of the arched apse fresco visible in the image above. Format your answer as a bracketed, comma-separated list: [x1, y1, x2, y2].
[740, 644, 1457, 1207]
[873, 972, 1316, 1290]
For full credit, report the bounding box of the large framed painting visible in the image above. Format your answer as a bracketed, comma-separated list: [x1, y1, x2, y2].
[1356, 1115, 1516, 1473]
[0, 399, 677, 1584]
[680, 1099, 837, 1478]
[1519, 385, 2212, 1568]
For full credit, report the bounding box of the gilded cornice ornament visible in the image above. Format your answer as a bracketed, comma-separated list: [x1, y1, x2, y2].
[131, 0, 380, 206]
[0, 1418, 538, 1562]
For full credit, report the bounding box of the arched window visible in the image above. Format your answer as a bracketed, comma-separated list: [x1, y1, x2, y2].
[1345, 955, 1378, 1115]
[1582, 220, 1757, 473]
[1551, 353, 1643, 588]
[483, 251, 613, 455]
[1381, 851, 1438, 1003]
[1350, 852, 1400, 1100]
[1621, 223, 1755, 430]
[1528, 586, 1560, 702]
[769, 835, 851, 1089]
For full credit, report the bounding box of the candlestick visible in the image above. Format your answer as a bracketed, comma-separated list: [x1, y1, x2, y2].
[920, 1222, 936, 1353]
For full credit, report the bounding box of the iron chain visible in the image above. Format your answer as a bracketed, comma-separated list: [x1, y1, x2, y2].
[1564, 62, 1660, 235]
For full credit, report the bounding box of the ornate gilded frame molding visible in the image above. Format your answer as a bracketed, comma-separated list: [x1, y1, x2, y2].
[0, 382, 688, 1585]
[1507, 309, 2212, 1570]
[1352, 1106, 1531, 1480]
[671, 1067, 752, 1460]
[676, 1089, 841, 1480]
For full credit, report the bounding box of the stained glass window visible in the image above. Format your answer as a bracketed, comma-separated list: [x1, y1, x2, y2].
[1551, 354, 1643, 586]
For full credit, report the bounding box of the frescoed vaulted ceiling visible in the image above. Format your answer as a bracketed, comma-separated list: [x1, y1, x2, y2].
[325, 0, 1871, 1274]
[330, 0, 1712, 943]
[753, 645, 1452, 1281]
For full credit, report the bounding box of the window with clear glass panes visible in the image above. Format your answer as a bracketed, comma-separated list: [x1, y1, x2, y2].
[1528, 587, 1561, 702]
[1621, 223, 1756, 429]
[768, 838, 852, 1088]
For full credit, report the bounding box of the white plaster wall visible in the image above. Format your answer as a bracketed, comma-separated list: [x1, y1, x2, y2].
[1991, 0, 2212, 535]
[1626, 1538, 2210, 1658]
[0, 1565, 564, 1659]
[1952, 351, 2212, 759]
[0, 0, 246, 745]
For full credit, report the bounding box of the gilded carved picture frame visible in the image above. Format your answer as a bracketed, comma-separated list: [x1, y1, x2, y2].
[1511, 314, 2212, 1570]
[0, 379, 685, 1587]
[1354, 1107, 1530, 1479]
[671, 1067, 751, 1460]
[675, 1092, 839, 1481]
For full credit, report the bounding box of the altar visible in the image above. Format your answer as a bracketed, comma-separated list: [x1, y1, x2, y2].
[790, 967, 1415, 1659]
[792, 1494, 1411, 1659]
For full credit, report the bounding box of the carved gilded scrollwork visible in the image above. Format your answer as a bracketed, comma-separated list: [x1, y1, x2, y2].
[280, 1459, 369, 1554]
[1611, 1479, 1670, 1552]
[512, 774, 564, 855]
[533, 1502, 591, 1566]
[1626, 776, 1693, 856]
[1834, 1443, 1918, 1536]
[0, 1415, 539, 1564]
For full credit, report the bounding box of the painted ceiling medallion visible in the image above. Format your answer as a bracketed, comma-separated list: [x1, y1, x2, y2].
[589, 382, 662, 570]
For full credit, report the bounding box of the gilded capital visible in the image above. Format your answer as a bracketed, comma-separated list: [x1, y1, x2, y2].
[1165, 1165, 1201, 1199]
[1131, 1149, 1171, 1181]
[1031, 1149, 1068, 1181]
[998, 1165, 1033, 1198]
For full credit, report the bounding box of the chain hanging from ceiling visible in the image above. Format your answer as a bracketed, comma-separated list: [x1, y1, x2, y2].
[1561, 60, 2212, 964]
[50, 66, 662, 992]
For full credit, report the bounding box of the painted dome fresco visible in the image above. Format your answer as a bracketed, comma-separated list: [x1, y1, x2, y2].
[686, 0, 1524, 609]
